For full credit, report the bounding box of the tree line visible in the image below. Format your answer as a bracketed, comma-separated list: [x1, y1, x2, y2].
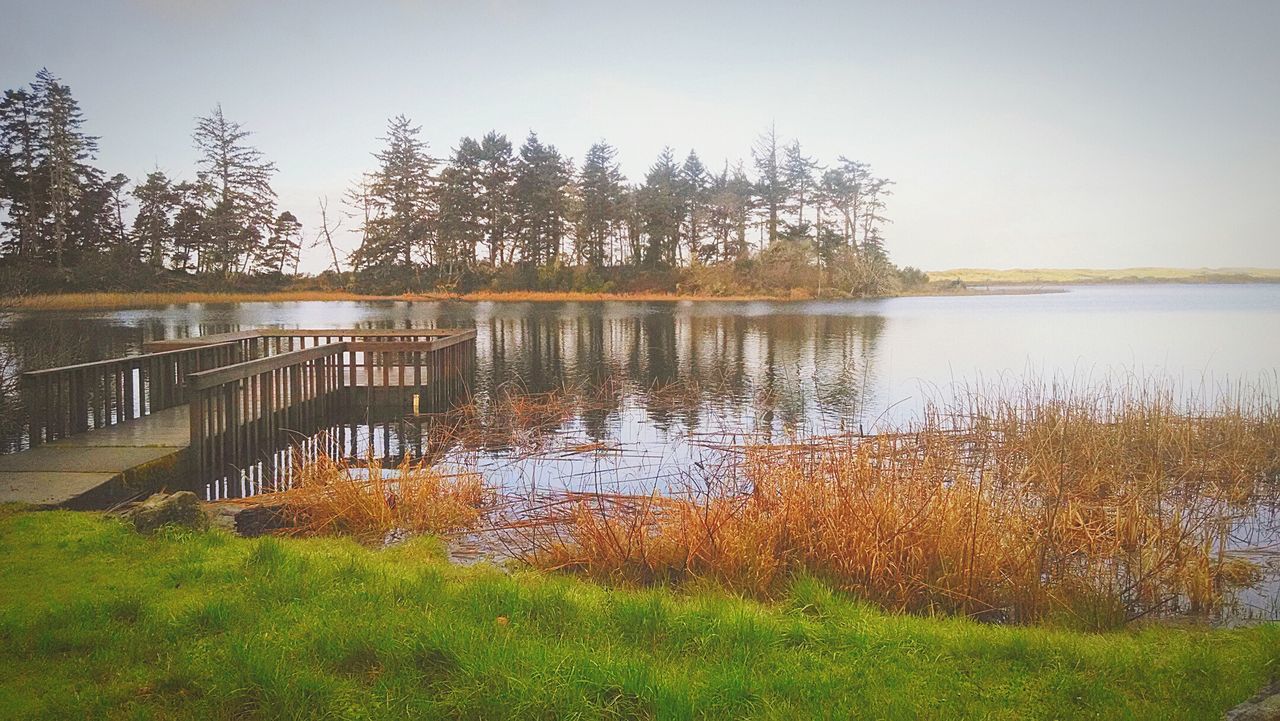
[0, 69, 925, 296]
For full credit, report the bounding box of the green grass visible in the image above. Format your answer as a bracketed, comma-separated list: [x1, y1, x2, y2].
[0, 508, 1275, 719]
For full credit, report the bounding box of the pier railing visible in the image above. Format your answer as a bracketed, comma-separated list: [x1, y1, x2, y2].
[185, 330, 476, 484]
[142, 328, 471, 355]
[22, 339, 253, 445]
[18, 327, 476, 486]
[187, 342, 348, 488]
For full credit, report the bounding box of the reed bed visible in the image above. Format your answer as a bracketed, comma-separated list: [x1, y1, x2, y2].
[504, 382, 1280, 629]
[268, 453, 495, 543]
[11, 290, 389, 310]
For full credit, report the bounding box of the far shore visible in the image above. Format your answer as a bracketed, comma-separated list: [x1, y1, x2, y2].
[929, 266, 1280, 286]
[8, 267, 1276, 312]
[6, 284, 1058, 312]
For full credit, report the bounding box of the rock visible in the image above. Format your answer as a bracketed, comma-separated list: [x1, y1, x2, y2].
[200, 501, 289, 537]
[127, 491, 206, 533]
[234, 504, 288, 537]
[206, 504, 239, 533]
[1227, 679, 1280, 721]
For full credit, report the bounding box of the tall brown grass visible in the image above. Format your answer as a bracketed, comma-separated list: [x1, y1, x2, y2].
[271, 454, 494, 543]
[506, 382, 1280, 628]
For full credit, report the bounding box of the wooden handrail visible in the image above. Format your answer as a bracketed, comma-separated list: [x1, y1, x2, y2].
[22, 339, 252, 445]
[346, 332, 476, 353]
[267, 328, 470, 337]
[22, 341, 243, 377]
[187, 342, 349, 390]
[143, 327, 472, 353]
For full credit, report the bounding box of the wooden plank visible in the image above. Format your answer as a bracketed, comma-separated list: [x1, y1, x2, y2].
[24, 341, 243, 377]
[187, 343, 346, 390]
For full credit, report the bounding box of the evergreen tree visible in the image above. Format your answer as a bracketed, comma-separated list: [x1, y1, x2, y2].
[169, 181, 205, 272]
[512, 132, 572, 266]
[638, 148, 682, 267]
[678, 150, 710, 264]
[0, 87, 44, 259]
[33, 69, 101, 269]
[131, 171, 179, 267]
[72, 172, 129, 255]
[618, 185, 644, 266]
[823, 158, 870, 246]
[575, 141, 624, 268]
[707, 161, 752, 262]
[353, 115, 435, 272]
[858, 175, 894, 250]
[192, 104, 278, 275]
[436, 136, 485, 275]
[751, 123, 787, 246]
[476, 131, 515, 265]
[783, 141, 819, 225]
[256, 211, 302, 274]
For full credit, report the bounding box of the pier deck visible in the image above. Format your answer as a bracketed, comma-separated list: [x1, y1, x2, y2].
[0, 329, 475, 507]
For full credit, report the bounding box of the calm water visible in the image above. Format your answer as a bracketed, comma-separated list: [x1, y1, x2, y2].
[4, 282, 1279, 488]
[3, 284, 1279, 617]
[4, 283, 1278, 420]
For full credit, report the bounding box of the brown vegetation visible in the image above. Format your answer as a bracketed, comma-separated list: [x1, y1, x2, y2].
[269, 453, 493, 543]
[505, 383, 1280, 628]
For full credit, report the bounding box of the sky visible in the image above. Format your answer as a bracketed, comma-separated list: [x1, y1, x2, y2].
[2, 0, 1278, 273]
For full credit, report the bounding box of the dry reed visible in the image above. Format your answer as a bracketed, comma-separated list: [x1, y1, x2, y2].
[269, 453, 494, 543]
[504, 381, 1280, 628]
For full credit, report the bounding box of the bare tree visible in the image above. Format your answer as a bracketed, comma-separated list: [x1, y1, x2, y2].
[312, 196, 345, 275]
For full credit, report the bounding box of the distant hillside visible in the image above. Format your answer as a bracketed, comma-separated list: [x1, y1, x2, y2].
[927, 267, 1280, 285]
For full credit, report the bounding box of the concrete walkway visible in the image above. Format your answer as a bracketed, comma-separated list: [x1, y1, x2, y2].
[0, 406, 190, 508]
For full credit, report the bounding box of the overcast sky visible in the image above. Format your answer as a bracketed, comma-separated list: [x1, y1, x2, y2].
[2, 0, 1277, 272]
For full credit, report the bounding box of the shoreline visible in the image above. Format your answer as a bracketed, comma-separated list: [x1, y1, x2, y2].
[929, 267, 1280, 286]
[6, 285, 1056, 312]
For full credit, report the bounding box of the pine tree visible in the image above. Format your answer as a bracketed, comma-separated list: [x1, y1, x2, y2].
[638, 148, 682, 267]
[436, 136, 485, 275]
[33, 69, 101, 269]
[192, 104, 278, 275]
[575, 141, 625, 268]
[169, 182, 205, 272]
[824, 158, 870, 246]
[256, 211, 302, 274]
[353, 115, 435, 272]
[618, 185, 644, 266]
[751, 123, 787, 247]
[707, 161, 753, 262]
[783, 141, 819, 225]
[72, 172, 129, 255]
[858, 175, 894, 251]
[678, 150, 710, 265]
[0, 87, 44, 259]
[512, 132, 572, 266]
[477, 131, 515, 265]
[132, 171, 179, 267]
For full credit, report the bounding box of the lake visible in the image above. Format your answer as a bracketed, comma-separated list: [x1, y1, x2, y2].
[5, 283, 1278, 418]
[2, 282, 1277, 491]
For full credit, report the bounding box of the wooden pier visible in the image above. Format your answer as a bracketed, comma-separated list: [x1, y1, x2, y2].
[0, 328, 476, 508]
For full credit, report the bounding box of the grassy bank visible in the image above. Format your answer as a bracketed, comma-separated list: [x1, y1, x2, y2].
[928, 267, 1280, 285]
[0, 508, 1275, 719]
